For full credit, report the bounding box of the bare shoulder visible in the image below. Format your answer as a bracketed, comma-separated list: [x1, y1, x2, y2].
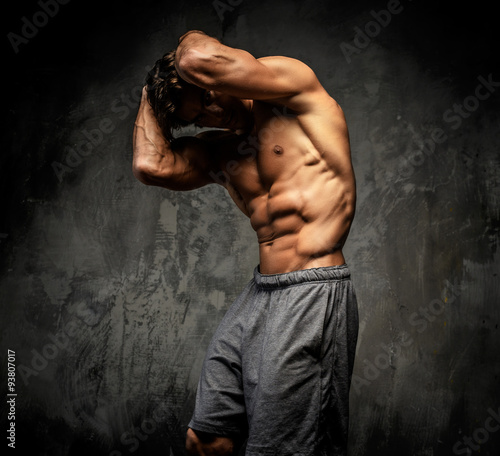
[257, 56, 333, 113]
[257, 55, 314, 73]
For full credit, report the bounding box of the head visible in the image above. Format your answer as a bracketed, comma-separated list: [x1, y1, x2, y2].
[145, 50, 189, 141]
[146, 50, 253, 140]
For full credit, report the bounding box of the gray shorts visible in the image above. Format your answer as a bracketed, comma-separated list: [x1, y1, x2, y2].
[188, 265, 359, 456]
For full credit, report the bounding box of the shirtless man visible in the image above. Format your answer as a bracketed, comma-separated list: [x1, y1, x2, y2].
[133, 30, 359, 456]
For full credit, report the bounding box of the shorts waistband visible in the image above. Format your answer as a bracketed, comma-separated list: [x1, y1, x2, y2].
[254, 264, 351, 289]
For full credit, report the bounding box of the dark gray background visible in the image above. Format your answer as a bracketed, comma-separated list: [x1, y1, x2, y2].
[1, 0, 499, 454]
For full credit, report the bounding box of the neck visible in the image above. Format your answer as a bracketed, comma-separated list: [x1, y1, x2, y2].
[236, 99, 254, 135]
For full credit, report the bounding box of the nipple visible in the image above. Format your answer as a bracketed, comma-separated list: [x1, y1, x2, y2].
[273, 145, 284, 155]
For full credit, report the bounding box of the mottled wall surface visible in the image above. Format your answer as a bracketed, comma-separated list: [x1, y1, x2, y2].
[1, 0, 499, 455]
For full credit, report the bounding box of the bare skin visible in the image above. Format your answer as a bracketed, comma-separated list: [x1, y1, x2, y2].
[133, 31, 356, 455]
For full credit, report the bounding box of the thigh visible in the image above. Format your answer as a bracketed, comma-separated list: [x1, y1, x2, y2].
[242, 279, 358, 456]
[188, 281, 257, 438]
[242, 282, 332, 455]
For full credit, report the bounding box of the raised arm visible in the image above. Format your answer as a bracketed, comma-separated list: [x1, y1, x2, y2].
[132, 87, 215, 190]
[175, 31, 327, 113]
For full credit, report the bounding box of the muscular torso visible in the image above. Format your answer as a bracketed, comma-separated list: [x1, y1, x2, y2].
[211, 97, 356, 274]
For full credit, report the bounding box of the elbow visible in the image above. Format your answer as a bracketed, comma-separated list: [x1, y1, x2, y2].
[132, 158, 161, 186]
[132, 160, 152, 185]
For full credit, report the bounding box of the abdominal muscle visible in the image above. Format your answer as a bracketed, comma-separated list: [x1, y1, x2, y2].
[246, 167, 354, 275]
[257, 232, 347, 275]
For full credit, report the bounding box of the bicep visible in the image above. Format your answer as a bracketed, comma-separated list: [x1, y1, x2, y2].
[177, 38, 323, 111]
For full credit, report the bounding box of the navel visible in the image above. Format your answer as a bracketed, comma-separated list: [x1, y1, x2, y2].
[273, 145, 284, 155]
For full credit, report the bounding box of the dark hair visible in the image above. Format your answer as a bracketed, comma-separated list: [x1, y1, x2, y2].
[145, 49, 189, 141]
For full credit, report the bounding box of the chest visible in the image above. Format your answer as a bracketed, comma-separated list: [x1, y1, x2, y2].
[220, 104, 318, 192]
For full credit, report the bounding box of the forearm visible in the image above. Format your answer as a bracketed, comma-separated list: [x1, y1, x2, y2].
[132, 87, 214, 190]
[132, 87, 174, 184]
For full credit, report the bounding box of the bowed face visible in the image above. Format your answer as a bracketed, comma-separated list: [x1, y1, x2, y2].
[176, 85, 254, 132]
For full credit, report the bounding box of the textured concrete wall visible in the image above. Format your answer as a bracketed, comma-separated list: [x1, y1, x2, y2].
[1, 0, 499, 455]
